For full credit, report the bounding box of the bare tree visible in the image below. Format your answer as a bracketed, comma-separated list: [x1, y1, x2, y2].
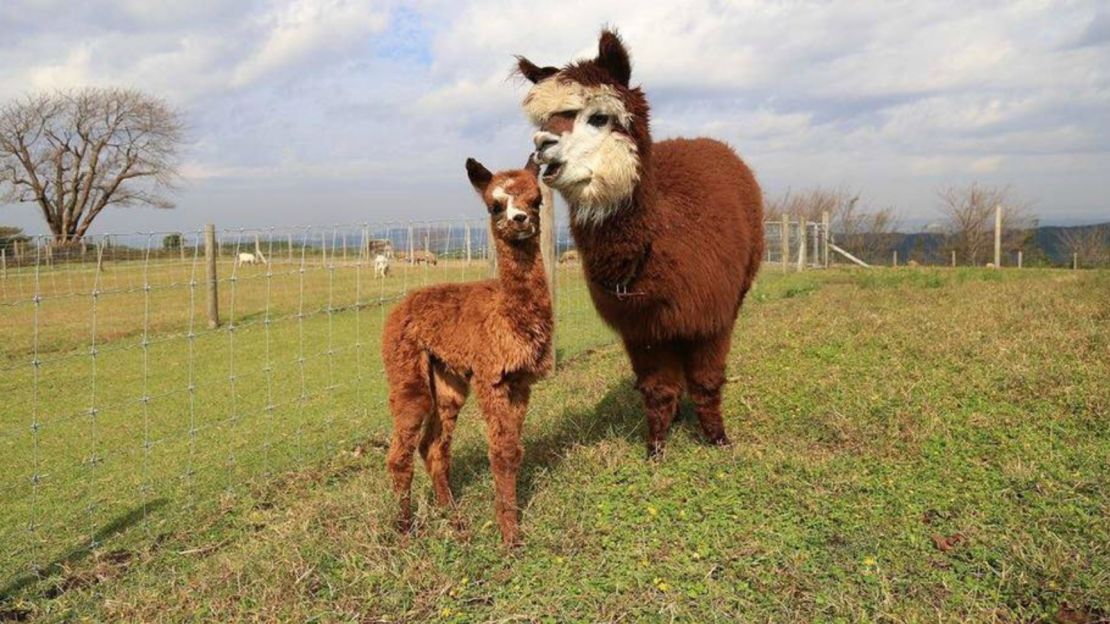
[937, 183, 1035, 266]
[765, 186, 901, 264]
[1057, 225, 1109, 268]
[0, 88, 183, 243]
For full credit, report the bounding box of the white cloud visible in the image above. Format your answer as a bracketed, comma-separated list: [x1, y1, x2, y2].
[1, 0, 1108, 233]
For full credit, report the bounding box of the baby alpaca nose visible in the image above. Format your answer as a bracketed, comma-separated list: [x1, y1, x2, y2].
[512, 213, 529, 224]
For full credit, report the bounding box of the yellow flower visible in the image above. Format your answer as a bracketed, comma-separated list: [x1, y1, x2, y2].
[863, 557, 877, 566]
[647, 505, 658, 517]
[441, 607, 453, 617]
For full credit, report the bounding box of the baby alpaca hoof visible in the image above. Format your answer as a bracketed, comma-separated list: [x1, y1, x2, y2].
[394, 515, 414, 534]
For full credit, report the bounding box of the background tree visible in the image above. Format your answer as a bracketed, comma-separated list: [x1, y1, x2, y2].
[1057, 224, 1110, 268]
[937, 183, 1035, 266]
[764, 187, 901, 264]
[0, 87, 183, 243]
[0, 225, 29, 253]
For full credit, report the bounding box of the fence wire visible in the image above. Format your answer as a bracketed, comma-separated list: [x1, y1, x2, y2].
[0, 220, 614, 588]
[1, 215, 859, 586]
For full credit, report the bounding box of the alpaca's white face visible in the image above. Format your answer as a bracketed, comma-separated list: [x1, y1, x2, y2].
[525, 80, 640, 226]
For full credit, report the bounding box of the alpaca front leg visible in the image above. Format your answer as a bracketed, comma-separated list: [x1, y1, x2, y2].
[478, 383, 529, 546]
[684, 331, 734, 446]
[627, 342, 684, 458]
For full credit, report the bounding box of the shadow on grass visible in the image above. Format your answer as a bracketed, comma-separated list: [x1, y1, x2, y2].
[450, 379, 645, 507]
[0, 499, 167, 601]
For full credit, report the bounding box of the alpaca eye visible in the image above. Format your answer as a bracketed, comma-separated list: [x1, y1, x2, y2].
[491, 201, 504, 213]
[587, 113, 609, 127]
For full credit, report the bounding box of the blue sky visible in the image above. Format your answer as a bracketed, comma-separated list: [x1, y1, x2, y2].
[1, 0, 1108, 235]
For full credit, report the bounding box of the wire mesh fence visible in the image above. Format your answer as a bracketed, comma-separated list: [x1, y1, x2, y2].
[0, 220, 615, 588]
[0, 213, 888, 588]
[763, 217, 830, 270]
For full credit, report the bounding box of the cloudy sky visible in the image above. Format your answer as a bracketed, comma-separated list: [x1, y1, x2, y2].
[1, 0, 1108, 235]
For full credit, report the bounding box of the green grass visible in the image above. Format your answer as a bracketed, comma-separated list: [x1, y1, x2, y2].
[2, 266, 1108, 622]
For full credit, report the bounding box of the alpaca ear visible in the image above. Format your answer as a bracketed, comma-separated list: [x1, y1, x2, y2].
[596, 29, 631, 86]
[516, 56, 559, 84]
[524, 154, 540, 178]
[466, 158, 492, 193]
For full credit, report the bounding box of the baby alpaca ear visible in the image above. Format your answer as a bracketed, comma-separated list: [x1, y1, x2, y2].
[524, 153, 540, 178]
[596, 29, 631, 87]
[516, 56, 559, 84]
[466, 158, 492, 193]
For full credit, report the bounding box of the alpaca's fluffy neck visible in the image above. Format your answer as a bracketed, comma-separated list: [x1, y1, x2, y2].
[569, 145, 657, 290]
[493, 236, 551, 315]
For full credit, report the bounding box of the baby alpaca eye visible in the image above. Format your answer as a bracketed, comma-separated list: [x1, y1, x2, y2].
[491, 201, 505, 213]
[587, 113, 609, 127]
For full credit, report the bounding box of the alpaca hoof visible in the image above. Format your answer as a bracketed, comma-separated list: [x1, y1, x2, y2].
[707, 433, 732, 447]
[646, 441, 667, 461]
[394, 515, 413, 534]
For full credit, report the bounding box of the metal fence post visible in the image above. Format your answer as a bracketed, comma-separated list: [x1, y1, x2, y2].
[204, 224, 220, 329]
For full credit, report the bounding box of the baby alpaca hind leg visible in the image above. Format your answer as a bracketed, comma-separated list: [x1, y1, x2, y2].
[386, 355, 433, 533]
[477, 381, 529, 546]
[419, 365, 468, 508]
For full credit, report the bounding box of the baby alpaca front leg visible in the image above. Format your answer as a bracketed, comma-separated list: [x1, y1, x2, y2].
[477, 381, 530, 547]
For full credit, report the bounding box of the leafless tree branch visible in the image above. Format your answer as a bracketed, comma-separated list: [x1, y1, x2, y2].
[0, 87, 184, 243]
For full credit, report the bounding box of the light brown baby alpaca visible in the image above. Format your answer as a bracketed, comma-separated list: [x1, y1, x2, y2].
[382, 156, 553, 546]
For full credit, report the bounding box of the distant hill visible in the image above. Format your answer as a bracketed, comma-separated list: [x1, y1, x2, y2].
[889, 222, 1110, 266]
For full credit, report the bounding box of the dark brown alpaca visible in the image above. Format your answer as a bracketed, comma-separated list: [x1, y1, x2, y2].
[517, 30, 764, 457]
[382, 157, 553, 546]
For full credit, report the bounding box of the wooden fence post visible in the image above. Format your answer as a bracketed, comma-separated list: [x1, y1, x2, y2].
[951, 249, 956, 267]
[1, 248, 5, 279]
[204, 224, 219, 329]
[407, 224, 415, 265]
[1017, 250, 1023, 269]
[797, 215, 807, 271]
[781, 214, 789, 271]
[1073, 252, 1078, 270]
[893, 250, 898, 267]
[540, 183, 557, 369]
[465, 221, 472, 265]
[821, 211, 830, 267]
[994, 204, 1002, 268]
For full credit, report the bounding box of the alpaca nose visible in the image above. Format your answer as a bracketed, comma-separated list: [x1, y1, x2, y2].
[532, 131, 559, 157]
[512, 213, 529, 224]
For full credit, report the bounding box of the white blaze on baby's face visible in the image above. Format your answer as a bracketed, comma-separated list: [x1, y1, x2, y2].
[492, 186, 528, 223]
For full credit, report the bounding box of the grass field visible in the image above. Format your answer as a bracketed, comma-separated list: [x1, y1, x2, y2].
[2, 266, 1108, 622]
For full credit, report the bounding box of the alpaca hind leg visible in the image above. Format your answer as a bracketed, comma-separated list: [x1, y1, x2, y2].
[477, 382, 529, 546]
[626, 342, 684, 458]
[683, 331, 733, 446]
[420, 365, 468, 508]
[385, 369, 433, 533]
